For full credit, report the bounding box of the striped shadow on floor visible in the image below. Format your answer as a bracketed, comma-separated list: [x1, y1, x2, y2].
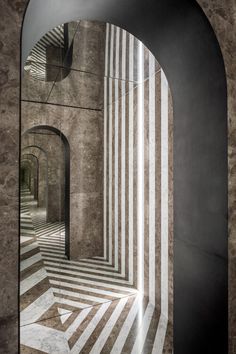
[20, 187, 171, 353]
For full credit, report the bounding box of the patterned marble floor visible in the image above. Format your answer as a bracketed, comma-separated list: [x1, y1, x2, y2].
[20, 187, 172, 353]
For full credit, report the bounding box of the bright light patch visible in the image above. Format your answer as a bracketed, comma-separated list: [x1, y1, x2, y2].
[137, 41, 144, 295]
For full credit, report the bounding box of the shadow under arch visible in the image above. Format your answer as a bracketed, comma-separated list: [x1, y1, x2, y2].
[21, 153, 39, 201]
[22, 125, 70, 259]
[22, 145, 49, 214]
[20, 1, 228, 353]
[21, 159, 34, 195]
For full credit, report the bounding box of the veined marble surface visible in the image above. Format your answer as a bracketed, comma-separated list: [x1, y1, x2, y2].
[20, 187, 171, 353]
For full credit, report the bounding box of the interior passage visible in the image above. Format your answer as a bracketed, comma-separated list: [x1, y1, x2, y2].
[20, 186, 171, 353]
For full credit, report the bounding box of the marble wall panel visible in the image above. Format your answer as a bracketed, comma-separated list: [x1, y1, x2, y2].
[68, 20, 106, 76]
[0, 1, 27, 352]
[21, 68, 55, 103]
[22, 101, 62, 131]
[70, 192, 103, 259]
[47, 69, 104, 110]
[61, 108, 104, 195]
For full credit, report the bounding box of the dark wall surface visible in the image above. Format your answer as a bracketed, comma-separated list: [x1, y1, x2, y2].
[21, 0, 228, 353]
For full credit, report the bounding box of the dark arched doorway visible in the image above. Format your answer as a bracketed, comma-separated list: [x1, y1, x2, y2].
[22, 145, 49, 216]
[21, 125, 70, 258]
[21, 153, 39, 201]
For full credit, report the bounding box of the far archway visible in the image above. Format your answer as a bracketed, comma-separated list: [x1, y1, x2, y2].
[22, 145, 49, 216]
[21, 125, 70, 258]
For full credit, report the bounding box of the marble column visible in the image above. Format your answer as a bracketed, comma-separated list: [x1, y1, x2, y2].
[0, 1, 28, 352]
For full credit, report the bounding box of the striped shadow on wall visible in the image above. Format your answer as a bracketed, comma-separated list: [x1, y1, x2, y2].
[103, 21, 173, 333]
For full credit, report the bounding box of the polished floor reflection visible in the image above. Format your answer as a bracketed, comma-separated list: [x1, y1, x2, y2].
[20, 187, 171, 353]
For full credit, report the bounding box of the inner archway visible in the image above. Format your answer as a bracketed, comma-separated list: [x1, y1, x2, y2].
[22, 145, 49, 216]
[19, 19, 174, 353]
[21, 125, 70, 258]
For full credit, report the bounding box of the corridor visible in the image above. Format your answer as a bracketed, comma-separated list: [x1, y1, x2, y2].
[20, 19, 173, 353]
[20, 187, 171, 353]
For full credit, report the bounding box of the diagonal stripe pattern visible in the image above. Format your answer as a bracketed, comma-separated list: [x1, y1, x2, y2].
[20, 187, 171, 353]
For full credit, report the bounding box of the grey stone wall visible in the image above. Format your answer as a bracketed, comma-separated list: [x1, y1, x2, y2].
[21, 20, 106, 259]
[0, 1, 28, 352]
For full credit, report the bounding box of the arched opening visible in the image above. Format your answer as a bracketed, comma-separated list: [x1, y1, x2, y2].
[19, 18, 174, 353]
[21, 125, 70, 258]
[21, 153, 39, 201]
[22, 145, 49, 216]
[0, 1, 224, 354]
